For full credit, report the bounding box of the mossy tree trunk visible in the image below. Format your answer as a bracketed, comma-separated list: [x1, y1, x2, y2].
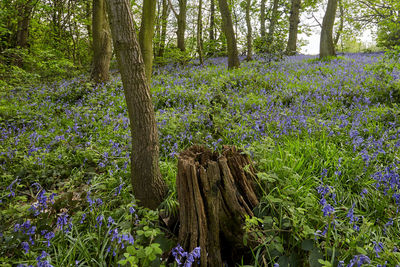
[245, 0, 252, 61]
[177, 146, 259, 266]
[91, 0, 112, 83]
[139, 0, 157, 82]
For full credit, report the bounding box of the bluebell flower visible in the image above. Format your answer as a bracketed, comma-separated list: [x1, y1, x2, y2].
[56, 213, 72, 233]
[80, 213, 86, 224]
[373, 241, 384, 257]
[95, 215, 104, 228]
[21, 241, 29, 254]
[107, 216, 115, 227]
[347, 254, 370, 266]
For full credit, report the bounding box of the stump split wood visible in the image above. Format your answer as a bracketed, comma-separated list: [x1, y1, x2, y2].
[176, 145, 259, 266]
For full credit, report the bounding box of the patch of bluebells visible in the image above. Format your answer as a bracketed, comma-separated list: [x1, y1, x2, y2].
[346, 203, 360, 231]
[29, 187, 56, 216]
[56, 212, 72, 233]
[172, 244, 201, 267]
[41, 230, 55, 247]
[338, 254, 371, 267]
[6, 178, 20, 197]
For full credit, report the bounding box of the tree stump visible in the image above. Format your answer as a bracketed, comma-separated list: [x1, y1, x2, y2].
[177, 145, 259, 266]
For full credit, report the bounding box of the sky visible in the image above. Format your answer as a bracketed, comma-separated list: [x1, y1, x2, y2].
[297, 9, 376, 55]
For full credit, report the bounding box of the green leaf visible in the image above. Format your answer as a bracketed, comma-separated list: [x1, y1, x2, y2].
[301, 239, 314, 251]
[127, 245, 135, 255]
[318, 259, 332, 267]
[356, 246, 368, 255]
[145, 246, 153, 256]
[309, 248, 323, 267]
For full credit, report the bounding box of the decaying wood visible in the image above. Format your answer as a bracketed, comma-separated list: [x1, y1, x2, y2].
[176, 145, 259, 266]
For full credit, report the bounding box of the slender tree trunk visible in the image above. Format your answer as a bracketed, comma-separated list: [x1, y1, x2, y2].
[231, 0, 238, 41]
[320, 0, 338, 58]
[16, 0, 34, 49]
[91, 0, 112, 83]
[86, 1, 93, 49]
[217, 0, 240, 68]
[245, 0, 252, 60]
[158, 0, 169, 57]
[286, 0, 301, 55]
[260, 0, 266, 39]
[266, 0, 279, 50]
[177, 0, 187, 51]
[334, 0, 343, 49]
[139, 0, 157, 82]
[106, 0, 167, 210]
[154, 0, 161, 57]
[209, 0, 215, 41]
[197, 0, 204, 64]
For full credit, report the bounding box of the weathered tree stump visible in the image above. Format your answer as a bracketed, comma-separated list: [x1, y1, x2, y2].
[177, 145, 259, 266]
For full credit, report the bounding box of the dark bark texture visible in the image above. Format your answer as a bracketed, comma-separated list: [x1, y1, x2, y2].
[217, 0, 240, 68]
[320, 0, 338, 58]
[177, 146, 259, 266]
[209, 0, 215, 41]
[106, 0, 167, 209]
[177, 0, 187, 51]
[260, 0, 266, 39]
[286, 0, 301, 55]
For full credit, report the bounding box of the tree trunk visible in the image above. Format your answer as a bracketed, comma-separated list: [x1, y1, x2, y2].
[320, 0, 338, 58]
[333, 0, 343, 49]
[16, 0, 35, 49]
[91, 0, 112, 83]
[86, 1, 93, 49]
[266, 0, 279, 50]
[106, 0, 167, 210]
[177, 146, 259, 266]
[209, 0, 215, 41]
[245, 0, 252, 61]
[177, 0, 187, 51]
[197, 0, 204, 64]
[260, 0, 266, 39]
[158, 0, 169, 57]
[217, 0, 240, 68]
[139, 0, 157, 82]
[286, 0, 301, 55]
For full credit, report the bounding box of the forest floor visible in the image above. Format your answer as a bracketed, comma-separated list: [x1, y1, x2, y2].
[1, 53, 400, 266]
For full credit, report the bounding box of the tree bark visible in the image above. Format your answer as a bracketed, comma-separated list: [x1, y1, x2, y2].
[177, 146, 259, 266]
[91, 0, 112, 83]
[266, 0, 280, 50]
[320, 0, 338, 58]
[197, 0, 204, 64]
[333, 0, 344, 49]
[139, 0, 157, 82]
[286, 0, 301, 55]
[157, 0, 169, 57]
[209, 0, 215, 41]
[16, 0, 35, 49]
[260, 0, 266, 39]
[245, 0, 252, 61]
[177, 0, 187, 51]
[106, 0, 167, 210]
[217, 0, 240, 68]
